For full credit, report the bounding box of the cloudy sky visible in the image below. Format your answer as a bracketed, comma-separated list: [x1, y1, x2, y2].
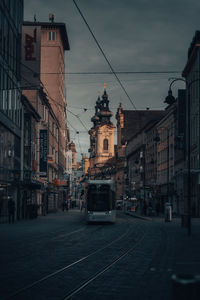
[24, 0, 200, 160]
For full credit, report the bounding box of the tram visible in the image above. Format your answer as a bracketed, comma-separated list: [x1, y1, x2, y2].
[85, 179, 116, 223]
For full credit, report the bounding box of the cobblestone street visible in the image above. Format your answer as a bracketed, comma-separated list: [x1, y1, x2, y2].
[0, 211, 200, 299]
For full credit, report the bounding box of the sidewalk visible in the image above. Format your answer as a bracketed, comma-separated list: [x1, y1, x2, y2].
[172, 218, 200, 276]
[128, 210, 200, 275]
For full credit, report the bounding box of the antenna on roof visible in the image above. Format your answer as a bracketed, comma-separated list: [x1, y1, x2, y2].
[49, 13, 55, 23]
[34, 14, 36, 22]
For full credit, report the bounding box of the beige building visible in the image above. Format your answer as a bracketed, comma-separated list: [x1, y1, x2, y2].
[22, 18, 70, 212]
[89, 88, 115, 178]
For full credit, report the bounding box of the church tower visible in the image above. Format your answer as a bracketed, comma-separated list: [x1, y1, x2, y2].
[89, 85, 115, 169]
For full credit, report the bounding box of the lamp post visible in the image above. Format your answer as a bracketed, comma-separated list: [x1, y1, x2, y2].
[165, 77, 200, 236]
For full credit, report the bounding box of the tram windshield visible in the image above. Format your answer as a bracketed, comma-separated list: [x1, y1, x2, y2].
[87, 184, 113, 211]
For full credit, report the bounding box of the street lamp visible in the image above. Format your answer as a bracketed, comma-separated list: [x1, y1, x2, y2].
[166, 77, 200, 236]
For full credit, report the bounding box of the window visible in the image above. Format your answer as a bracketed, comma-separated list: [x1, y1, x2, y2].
[42, 105, 46, 121]
[48, 31, 55, 41]
[103, 138, 108, 151]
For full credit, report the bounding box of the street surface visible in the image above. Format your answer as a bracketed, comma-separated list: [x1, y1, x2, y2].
[0, 210, 200, 300]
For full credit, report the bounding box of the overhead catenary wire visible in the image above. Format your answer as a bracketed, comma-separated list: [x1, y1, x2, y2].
[67, 109, 89, 131]
[41, 71, 181, 75]
[1, 35, 175, 155]
[14, 60, 88, 134]
[1, 46, 182, 77]
[72, 0, 137, 110]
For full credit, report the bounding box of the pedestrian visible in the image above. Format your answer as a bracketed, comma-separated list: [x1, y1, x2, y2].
[62, 200, 68, 211]
[8, 197, 15, 224]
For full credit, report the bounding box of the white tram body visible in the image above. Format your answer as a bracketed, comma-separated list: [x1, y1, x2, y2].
[85, 179, 116, 223]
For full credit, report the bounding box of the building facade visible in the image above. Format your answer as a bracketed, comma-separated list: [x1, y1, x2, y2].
[156, 103, 176, 213]
[174, 89, 186, 216]
[88, 88, 115, 178]
[182, 31, 200, 216]
[116, 105, 165, 203]
[21, 18, 70, 213]
[0, 0, 24, 222]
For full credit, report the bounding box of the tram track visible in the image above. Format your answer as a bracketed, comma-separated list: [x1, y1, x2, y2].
[6, 222, 105, 264]
[62, 227, 146, 300]
[5, 217, 143, 300]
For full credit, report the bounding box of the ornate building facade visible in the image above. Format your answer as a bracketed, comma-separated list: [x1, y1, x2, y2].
[88, 88, 115, 178]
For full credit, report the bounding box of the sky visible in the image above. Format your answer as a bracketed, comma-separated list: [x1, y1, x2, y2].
[24, 0, 200, 160]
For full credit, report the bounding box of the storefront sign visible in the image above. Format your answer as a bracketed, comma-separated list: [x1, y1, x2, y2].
[39, 130, 47, 175]
[21, 25, 41, 88]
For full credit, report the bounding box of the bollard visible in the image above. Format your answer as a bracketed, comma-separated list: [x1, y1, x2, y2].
[165, 202, 172, 222]
[171, 274, 200, 300]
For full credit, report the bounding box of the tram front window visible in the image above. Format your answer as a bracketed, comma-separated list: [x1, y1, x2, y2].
[87, 184, 112, 211]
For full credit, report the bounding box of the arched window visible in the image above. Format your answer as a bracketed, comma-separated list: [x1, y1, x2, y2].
[103, 138, 108, 151]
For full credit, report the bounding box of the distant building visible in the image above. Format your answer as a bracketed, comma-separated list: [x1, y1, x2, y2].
[116, 104, 165, 201]
[68, 141, 77, 170]
[116, 104, 166, 146]
[88, 88, 115, 178]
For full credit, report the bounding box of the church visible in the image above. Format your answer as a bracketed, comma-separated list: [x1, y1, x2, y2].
[88, 85, 115, 179]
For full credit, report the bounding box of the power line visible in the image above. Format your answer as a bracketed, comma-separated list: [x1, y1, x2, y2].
[67, 109, 89, 131]
[1, 47, 181, 77]
[42, 71, 181, 75]
[73, 0, 137, 110]
[67, 119, 79, 133]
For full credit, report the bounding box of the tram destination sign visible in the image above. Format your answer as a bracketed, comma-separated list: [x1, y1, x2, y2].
[39, 130, 47, 175]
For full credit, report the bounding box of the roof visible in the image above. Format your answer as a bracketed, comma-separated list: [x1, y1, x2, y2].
[122, 110, 166, 143]
[23, 21, 70, 50]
